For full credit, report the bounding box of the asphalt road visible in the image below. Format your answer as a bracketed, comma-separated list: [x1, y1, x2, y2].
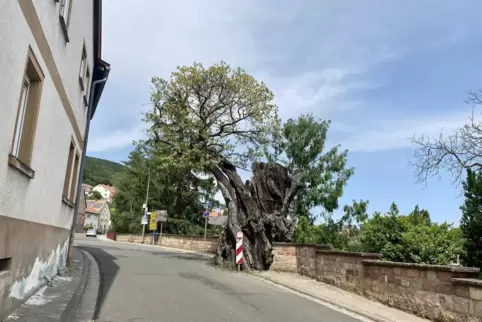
[75, 234, 362, 322]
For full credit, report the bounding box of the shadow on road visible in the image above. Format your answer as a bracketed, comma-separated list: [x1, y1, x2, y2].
[78, 246, 119, 319]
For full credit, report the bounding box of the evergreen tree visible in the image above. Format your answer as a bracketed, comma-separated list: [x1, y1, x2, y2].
[460, 169, 482, 269]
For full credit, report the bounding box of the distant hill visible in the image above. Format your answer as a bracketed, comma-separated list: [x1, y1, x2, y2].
[83, 156, 125, 186]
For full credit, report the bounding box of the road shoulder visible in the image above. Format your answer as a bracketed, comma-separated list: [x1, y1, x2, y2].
[254, 271, 430, 322]
[4, 247, 100, 322]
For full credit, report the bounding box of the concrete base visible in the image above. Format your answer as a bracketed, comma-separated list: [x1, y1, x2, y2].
[0, 215, 70, 320]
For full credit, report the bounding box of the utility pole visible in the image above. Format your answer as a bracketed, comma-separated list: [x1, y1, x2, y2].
[141, 163, 151, 243]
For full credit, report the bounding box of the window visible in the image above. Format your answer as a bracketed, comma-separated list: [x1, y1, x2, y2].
[78, 44, 91, 106]
[63, 140, 81, 205]
[9, 47, 44, 176]
[12, 77, 30, 158]
[70, 152, 80, 201]
[84, 66, 91, 106]
[79, 46, 86, 89]
[59, 0, 72, 42]
[63, 141, 75, 200]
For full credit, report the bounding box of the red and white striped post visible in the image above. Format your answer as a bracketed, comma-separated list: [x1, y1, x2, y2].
[235, 231, 244, 270]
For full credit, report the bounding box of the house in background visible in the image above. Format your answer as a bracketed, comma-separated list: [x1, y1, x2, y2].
[85, 199, 111, 233]
[82, 183, 93, 195]
[92, 184, 118, 203]
[0, 0, 110, 318]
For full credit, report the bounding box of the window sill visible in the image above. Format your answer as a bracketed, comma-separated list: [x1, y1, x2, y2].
[62, 196, 74, 208]
[8, 154, 35, 179]
[59, 16, 70, 43]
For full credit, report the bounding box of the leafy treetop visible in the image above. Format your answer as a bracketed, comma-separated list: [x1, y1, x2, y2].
[144, 62, 280, 171]
[266, 114, 354, 221]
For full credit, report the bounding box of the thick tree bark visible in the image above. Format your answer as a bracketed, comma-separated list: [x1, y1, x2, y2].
[211, 160, 302, 271]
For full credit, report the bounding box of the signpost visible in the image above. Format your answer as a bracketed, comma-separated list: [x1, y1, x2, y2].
[202, 210, 210, 252]
[149, 211, 157, 245]
[236, 231, 244, 270]
[149, 212, 157, 230]
[155, 210, 168, 241]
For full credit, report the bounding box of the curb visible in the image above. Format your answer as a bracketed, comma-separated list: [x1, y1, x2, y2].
[254, 274, 388, 322]
[74, 248, 101, 322]
[59, 248, 90, 322]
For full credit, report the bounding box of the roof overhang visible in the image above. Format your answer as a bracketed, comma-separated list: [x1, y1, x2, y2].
[91, 0, 111, 119]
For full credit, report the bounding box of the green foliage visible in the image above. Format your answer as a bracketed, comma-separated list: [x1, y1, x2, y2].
[360, 203, 464, 265]
[293, 199, 369, 250]
[267, 114, 354, 222]
[88, 190, 103, 200]
[83, 156, 125, 186]
[143, 61, 280, 171]
[460, 169, 482, 269]
[110, 147, 217, 234]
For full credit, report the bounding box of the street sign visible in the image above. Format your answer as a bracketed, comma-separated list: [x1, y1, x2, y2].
[208, 215, 227, 226]
[156, 210, 168, 222]
[203, 210, 210, 217]
[141, 215, 148, 225]
[149, 212, 157, 230]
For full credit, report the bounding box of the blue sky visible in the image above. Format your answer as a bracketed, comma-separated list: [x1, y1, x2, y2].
[87, 0, 482, 224]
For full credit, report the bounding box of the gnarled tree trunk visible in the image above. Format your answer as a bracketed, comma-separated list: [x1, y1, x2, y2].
[211, 160, 302, 271]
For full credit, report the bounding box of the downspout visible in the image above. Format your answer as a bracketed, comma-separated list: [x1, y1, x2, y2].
[67, 67, 111, 268]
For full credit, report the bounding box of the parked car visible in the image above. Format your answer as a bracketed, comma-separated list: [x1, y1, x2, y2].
[85, 229, 97, 237]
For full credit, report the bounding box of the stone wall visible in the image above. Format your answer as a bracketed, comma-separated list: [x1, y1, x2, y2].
[270, 244, 482, 322]
[115, 234, 218, 253]
[271, 243, 331, 276]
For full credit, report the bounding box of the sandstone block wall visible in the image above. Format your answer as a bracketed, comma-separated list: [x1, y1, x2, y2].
[115, 233, 218, 253]
[270, 244, 482, 322]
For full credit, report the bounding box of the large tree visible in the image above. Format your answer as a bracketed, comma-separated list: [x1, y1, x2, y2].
[411, 90, 482, 183]
[112, 146, 216, 234]
[143, 62, 302, 270]
[266, 114, 354, 224]
[460, 169, 482, 270]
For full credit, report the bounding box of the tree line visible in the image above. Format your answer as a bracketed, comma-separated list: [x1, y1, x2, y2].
[107, 61, 482, 271]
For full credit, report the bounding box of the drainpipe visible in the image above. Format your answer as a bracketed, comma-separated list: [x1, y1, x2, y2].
[67, 68, 111, 268]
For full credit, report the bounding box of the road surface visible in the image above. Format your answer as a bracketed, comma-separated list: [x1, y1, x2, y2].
[75, 234, 363, 322]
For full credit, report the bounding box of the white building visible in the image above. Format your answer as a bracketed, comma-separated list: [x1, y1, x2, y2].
[0, 0, 110, 318]
[85, 199, 111, 233]
[92, 183, 118, 203]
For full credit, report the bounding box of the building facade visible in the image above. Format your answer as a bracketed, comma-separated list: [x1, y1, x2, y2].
[92, 183, 118, 203]
[0, 0, 109, 318]
[85, 199, 111, 233]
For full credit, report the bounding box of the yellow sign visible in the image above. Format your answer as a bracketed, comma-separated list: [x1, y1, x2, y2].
[149, 211, 157, 230]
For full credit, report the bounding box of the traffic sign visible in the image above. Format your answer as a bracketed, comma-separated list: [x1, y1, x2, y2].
[141, 215, 148, 225]
[156, 210, 168, 222]
[149, 212, 157, 230]
[203, 210, 210, 217]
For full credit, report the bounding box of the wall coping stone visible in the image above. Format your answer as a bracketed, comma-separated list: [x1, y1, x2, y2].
[362, 259, 481, 273]
[315, 250, 382, 258]
[116, 233, 219, 239]
[452, 278, 482, 287]
[273, 242, 332, 249]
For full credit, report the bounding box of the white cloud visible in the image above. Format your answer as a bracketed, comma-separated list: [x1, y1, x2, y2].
[89, 0, 481, 154]
[336, 111, 474, 152]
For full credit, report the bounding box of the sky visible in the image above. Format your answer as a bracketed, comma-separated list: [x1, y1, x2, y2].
[87, 0, 482, 224]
